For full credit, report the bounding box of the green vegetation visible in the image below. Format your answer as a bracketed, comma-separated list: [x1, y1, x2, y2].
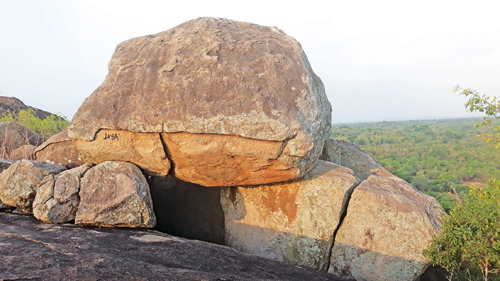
[455, 85, 500, 149]
[423, 181, 500, 281]
[0, 108, 68, 140]
[332, 118, 500, 212]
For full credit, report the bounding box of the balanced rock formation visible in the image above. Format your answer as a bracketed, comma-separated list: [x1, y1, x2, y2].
[221, 161, 359, 270]
[0, 160, 66, 212]
[34, 129, 84, 168]
[75, 161, 156, 228]
[33, 164, 92, 223]
[328, 174, 445, 281]
[68, 17, 332, 186]
[0, 121, 41, 156]
[320, 139, 389, 181]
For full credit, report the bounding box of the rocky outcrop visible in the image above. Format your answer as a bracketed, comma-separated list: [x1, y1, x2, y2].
[0, 212, 350, 281]
[75, 161, 156, 228]
[0, 121, 41, 156]
[221, 161, 359, 270]
[320, 139, 389, 181]
[9, 144, 36, 160]
[149, 175, 226, 244]
[0, 96, 54, 120]
[33, 164, 92, 223]
[34, 129, 84, 168]
[328, 174, 445, 281]
[0, 160, 66, 212]
[68, 17, 332, 186]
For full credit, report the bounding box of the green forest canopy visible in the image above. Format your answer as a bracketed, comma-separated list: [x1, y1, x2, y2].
[332, 117, 500, 212]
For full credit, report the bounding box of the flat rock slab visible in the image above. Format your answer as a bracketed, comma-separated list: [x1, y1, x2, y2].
[0, 212, 351, 281]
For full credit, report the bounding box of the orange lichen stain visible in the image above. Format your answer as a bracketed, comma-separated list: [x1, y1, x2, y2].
[261, 185, 298, 224]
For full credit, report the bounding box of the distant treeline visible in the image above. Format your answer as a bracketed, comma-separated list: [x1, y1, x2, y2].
[332, 118, 500, 212]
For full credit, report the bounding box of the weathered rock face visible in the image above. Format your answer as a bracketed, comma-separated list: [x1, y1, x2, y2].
[0, 121, 41, 156]
[75, 129, 170, 176]
[33, 164, 92, 223]
[221, 161, 359, 270]
[0, 160, 66, 212]
[34, 129, 84, 168]
[0, 212, 349, 281]
[320, 139, 389, 181]
[328, 174, 445, 281]
[75, 161, 156, 228]
[68, 17, 332, 186]
[149, 175, 225, 244]
[9, 144, 36, 160]
[162, 132, 293, 186]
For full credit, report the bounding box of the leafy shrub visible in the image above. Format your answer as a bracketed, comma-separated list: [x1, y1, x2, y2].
[423, 182, 500, 281]
[0, 108, 68, 140]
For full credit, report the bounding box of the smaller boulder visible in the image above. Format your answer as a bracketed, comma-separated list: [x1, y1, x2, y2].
[33, 164, 92, 223]
[0, 160, 66, 212]
[9, 144, 36, 160]
[75, 161, 156, 228]
[328, 173, 445, 281]
[34, 129, 84, 168]
[320, 139, 389, 181]
[0, 122, 41, 156]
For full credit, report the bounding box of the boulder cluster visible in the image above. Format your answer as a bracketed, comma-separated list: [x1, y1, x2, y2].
[0, 17, 445, 281]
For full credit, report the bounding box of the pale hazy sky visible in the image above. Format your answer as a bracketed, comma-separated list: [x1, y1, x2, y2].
[1, 0, 499, 123]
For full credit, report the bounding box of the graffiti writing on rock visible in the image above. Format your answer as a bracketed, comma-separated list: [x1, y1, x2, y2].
[104, 133, 119, 141]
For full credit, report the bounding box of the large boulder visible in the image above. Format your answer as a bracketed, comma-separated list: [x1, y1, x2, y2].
[0, 212, 348, 281]
[221, 161, 359, 270]
[33, 164, 92, 223]
[328, 174, 445, 281]
[0, 121, 41, 156]
[68, 17, 332, 186]
[34, 129, 85, 168]
[0, 160, 66, 212]
[320, 139, 389, 181]
[75, 161, 156, 228]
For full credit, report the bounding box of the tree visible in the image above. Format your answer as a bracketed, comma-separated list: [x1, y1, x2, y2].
[423, 87, 500, 280]
[423, 182, 500, 280]
[454, 85, 500, 148]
